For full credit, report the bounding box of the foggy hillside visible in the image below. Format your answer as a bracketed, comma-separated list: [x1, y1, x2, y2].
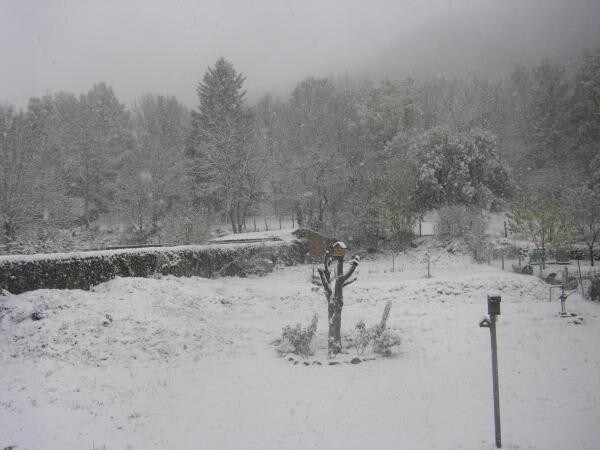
[374, 0, 600, 81]
[1, 0, 599, 255]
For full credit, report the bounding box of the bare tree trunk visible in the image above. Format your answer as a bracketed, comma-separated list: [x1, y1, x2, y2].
[294, 204, 303, 227]
[229, 210, 238, 234]
[83, 187, 90, 230]
[318, 252, 359, 356]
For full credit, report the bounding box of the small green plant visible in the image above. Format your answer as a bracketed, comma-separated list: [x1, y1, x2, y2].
[275, 313, 318, 358]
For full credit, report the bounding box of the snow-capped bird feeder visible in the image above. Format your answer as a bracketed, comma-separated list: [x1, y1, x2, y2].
[331, 241, 347, 258]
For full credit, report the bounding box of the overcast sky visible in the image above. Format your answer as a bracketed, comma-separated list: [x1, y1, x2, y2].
[1, 0, 599, 109]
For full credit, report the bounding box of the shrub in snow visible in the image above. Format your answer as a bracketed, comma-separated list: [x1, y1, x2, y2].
[350, 301, 401, 357]
[352, 320, 371, 355]
[373, 329, 402, 356]
[436, 206, 489, 263]
[219, 256, 275, 277]
[276, 313, 318, 358]
[589, 274, 600, 301]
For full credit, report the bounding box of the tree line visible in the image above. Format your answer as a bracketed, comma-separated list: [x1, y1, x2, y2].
[1, 49, 599, 254]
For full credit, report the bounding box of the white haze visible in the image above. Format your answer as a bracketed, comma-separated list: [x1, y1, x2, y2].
[1, 0, 600, 108]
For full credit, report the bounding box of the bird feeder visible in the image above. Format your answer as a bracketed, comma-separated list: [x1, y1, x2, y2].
[331, 241, 347, 258]
[487, 295, 501, 316]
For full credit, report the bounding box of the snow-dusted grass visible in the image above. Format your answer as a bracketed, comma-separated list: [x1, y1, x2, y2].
[1, 251, 599, 450]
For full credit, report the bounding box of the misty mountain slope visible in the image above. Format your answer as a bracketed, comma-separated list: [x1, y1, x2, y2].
[375, 0, 600, 80]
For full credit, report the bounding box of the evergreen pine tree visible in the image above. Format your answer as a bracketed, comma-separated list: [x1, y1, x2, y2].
[188, 58, 261, 233]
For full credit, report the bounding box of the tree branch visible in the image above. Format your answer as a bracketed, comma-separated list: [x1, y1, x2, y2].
[323, 254, 333, 284]
[341, 255, 360, 283]
[317, 267, 332, 298]
[343, 277, 357, 287]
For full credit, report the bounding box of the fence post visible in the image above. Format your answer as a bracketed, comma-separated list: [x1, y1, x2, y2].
[577, 258, 584, 297]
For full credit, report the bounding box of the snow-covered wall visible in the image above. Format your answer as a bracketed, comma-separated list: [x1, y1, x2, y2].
[0, 240, 307, 294]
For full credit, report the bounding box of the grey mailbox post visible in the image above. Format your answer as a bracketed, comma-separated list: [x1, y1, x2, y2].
[480, 295, 502, 448]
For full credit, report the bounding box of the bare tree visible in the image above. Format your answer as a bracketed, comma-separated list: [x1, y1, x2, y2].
[117, 94, 190, 243]
[564, 185, 600, 266]
[0, 105, 37, 250]
[317, 249, 360, 355]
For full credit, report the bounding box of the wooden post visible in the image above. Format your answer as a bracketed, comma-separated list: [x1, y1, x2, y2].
[264, 218, 269, 231]
[501, 254, 505, 271]
[426, 254, 431, 278]
[503, 221, 507, 238]
[577, 258, 584, 297]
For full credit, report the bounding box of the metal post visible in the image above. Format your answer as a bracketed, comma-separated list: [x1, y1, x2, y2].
[489, 315, 501, 448]
[480, 295, 502, 448]
[549, 285, 568, 315]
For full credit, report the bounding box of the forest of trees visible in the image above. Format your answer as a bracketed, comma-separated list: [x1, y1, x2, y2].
[1, 49, 599, 255]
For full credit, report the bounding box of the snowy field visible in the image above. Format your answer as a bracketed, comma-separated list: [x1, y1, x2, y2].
[1, 249, 599, 450]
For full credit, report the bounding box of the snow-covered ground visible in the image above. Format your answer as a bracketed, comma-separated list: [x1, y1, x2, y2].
[1, 247, 599, 450]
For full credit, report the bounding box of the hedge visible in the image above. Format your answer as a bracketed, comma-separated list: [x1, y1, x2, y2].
[0, 240, 307, 295]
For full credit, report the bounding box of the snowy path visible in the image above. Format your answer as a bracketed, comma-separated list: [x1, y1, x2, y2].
[1, 255, 599, 449]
